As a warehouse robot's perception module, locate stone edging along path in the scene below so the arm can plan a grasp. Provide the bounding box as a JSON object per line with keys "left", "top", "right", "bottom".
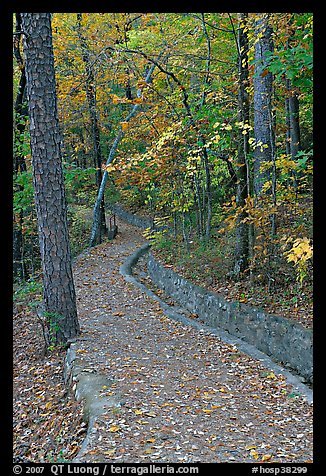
{"left": 120, "top": 244, "right": 313, "bottom": 405}
{"left": 110, "top": 204, "right": 313, "bottom": 389}
{"left": 63, "top": 214, "right": 312, "bottom": 462}
{"left": 147, "top": 255, "right": 313, "bottom": 384}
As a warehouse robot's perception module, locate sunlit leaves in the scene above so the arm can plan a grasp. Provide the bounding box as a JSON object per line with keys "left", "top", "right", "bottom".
{"left": 282, "top": 236, "right": 313, "bottom": 285}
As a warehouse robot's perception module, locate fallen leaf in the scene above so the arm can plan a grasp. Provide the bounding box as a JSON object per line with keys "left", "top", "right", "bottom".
{"left": 144, "top": 448, "right": 154, "bottom": 454}
{"left": 108, "top": 425, "right": 121, "bottom": 433}
{"left": 250, "top": 449, "right": 259, "bottom": 460}
{"left": 261, "top": 454, "right": 272, "bottom": 461}
{"left": 103, "top": 449, "right": 116, "bottom": 456}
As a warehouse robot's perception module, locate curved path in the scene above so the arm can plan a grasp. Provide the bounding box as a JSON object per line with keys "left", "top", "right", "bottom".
{"left": 67, "top": 218, "right": 313, "bottom": 463}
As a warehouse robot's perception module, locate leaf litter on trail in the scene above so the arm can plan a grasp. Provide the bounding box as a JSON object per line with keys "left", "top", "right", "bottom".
{"left": 13, "top": 307, "right": 85, "bottom": 462}
{"left": 15, "top": 220, "right": 313, "bottom": 464}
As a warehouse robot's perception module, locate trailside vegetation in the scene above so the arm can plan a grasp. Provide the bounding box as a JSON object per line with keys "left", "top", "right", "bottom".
{"left": 13, "top": 12, "right": 313, "bottom": 328}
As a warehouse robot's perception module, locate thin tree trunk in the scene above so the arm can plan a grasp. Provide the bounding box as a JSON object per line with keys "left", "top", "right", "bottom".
{"left": 200, "top": 13, "right": 211, "bottom": 108}
{"left": 233, "top": 13, "right": 250, "bottom": 278}
{"left": 13, "top": 212, "right": 27, "bottom": 280}
{"left": 13, "top": 13, "right": 28, "bottom": 280}
{"left": 76, "top": 13, "right": 107, "bottom": 244}
{"left": 269, "top": 87, "right": 277, "bottom": 237}
{"left": 286, "top": 78, "right": 302, "bottom": 191}
{"left": 285, "top": 88, "right": 291, "bottom": 156}
{"left": 193, "top": 172, "right": 203, "bottom": 238}
{"left": 285, "top": 15, "right": 302, "bottom": 163}
{"left": 90, "top": 56, "right": 162, "bottom": 247}
{"left": 202, "top": 148, "right": 212, "bottom": 240}
{"left": 288, "top": 88, "right": 301, "bottom": 159}
{"left": 21, "top": 13, "right": 79, "bottom": 344}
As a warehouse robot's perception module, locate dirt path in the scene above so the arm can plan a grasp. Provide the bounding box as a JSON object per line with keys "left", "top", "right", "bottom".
{"left": 70, "top": 218, "right": 313, "bottom": 463}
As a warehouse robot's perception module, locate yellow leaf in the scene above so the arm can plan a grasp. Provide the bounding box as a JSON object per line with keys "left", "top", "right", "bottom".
{"left": 134, "top": 409, "right": 143, "bottom": 415}
{"left": 105, "top": 164, "right": 116, "bottom": 173}
{"left": 144, "top": 448, "right": 154, "bottom": 454}
{"left": 111, "top": 94, "right": 122, "bottom": 104}
{"left": 250, "top": 449, "right": 259, "bottom": 459}
{"left": 136, "top": 419, "right": 149, "bottom": 425}
{"left": 266, "top": 372, "right": 277, "bottom": 380}
{"left": 261, "top": 454, "right": 272, "bottom": 461}
{"left": 246, "top": 445, "right": 257, "bottom": 451}
{"left": 121, "top": 121, "right": 129, "bottom": 132}
{"left": 108, "top": 425, "right": 121, "bottom": 433}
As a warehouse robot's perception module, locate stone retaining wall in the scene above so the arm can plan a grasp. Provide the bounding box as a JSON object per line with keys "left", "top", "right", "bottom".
{"left": 147, "top": 253, "right": 313, "bottom": 384}
{"left": 108, "top": 203, "right": 313, "bottom": 384}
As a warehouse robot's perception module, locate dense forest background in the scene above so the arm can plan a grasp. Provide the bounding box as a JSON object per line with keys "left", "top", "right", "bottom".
{"left": 13, "top": 12, "right": 313, "bottom": 327}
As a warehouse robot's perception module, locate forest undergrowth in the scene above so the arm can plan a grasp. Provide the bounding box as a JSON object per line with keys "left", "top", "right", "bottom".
{"left": 13, "top": 287, "right": 85, "bottom": 463}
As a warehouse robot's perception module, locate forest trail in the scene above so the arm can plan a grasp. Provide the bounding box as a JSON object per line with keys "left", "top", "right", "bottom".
{"left": 70, "top": 218, "right": 313, "bottom": 463}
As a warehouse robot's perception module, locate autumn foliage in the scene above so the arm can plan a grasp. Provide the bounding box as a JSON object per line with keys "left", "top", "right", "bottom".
{"left": 14, "top": 12, "right": 313, "bottom": 320}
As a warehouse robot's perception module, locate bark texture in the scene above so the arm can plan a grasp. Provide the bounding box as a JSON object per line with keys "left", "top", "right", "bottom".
{"left": 286, "top": 79, "right": 301, "bottom": 160}
{"left": 233, "top": 13, "right": 250, "bottom": 278}
{"left": 253, "top": 14, "right": 274, "bottom": 197}
{"left": 21, "top": 13, "right": 79, "bottom": 343}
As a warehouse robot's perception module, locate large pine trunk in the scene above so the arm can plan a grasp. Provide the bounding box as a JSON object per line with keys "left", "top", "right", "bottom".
{"left": 21, "top": 13, "right": 79, "bottom": 344}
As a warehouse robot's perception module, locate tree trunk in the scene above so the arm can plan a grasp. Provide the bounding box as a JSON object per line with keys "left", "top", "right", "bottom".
{"left": 233, "top": 13, "right": 250, "bottom": 278}
{"left": 202, "top": 148, "right": 212, "bottom": 240}
{"left": 21, "top": 13, "right": 79, "bottom": 344}
{"left": 285, "top": 16, "right": 302, "bottom": 162}
{"left": 253, "top": 14, "right": 277, "bottom": 272}
{"left": 199, "top": 13, "right": 211, "bottom": 108}
{"left": 76, "top": 13, "right": 107, "bottom": 244}
{"left": 288, "top": 89, "right": 301, "bottom": 159}
{"left": 90, "top": 58, "right": 160, "bottom": 247}
{"left": 13, "top": 211, "right": 27, "bottom": 280}
{"left": 253, "top": 14, "right": 274, "bottom": 197}
{"left": 286, "top": 77, "right": 301, "bottom": 187}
